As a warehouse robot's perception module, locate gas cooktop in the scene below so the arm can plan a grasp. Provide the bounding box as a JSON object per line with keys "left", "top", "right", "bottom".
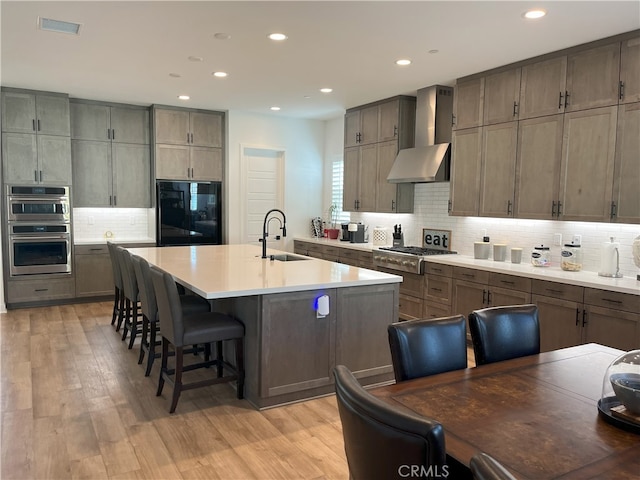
{"left": 379, "top": 246, "right": 457, "bottom": 256}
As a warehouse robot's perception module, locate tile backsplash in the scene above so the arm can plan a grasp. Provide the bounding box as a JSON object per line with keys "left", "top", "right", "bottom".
{"left": 351, "top": 183, "right": 640, "bottom": 278}
{"left": 73, "top": 208, "right": 155, "bottom": 241}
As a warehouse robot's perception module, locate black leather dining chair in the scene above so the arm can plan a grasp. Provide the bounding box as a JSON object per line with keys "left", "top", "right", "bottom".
{"left": 470, "top": 452, "right": 518, "bottom": 480}
{"left": 150, "top": 266, "right": 245, "bottom": 413}
{"left": 388, "top": 315, "right": 468, "bottom": 382}
{"left": 131, "top": 255, "right": 210, "bottom": 376}
{"left": 468, "top": 304, "right": 540, "bottom": 366}
{"left": 333, "top": 365, "right": 446, "bottom": 480}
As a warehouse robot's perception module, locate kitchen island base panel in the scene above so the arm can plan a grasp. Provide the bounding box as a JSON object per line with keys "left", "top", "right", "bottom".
{"left": 211, "top": 283, "right": 398, "bottom": 409}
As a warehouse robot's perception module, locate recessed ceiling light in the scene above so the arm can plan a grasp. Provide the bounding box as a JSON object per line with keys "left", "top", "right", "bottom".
{"left": 270, "top": 106, "right": 281, "bottom": 111}
{"left": 178, "top": 95, "right": 190, "bottom": 100}
{"left": 169, "top": 73, "right": 181, "bottom": 78}
{"left": 268, "top": 33, "right": 288, "bottom": 41}
{"left": 523, "top": 9, "right": 546, "bottom": 19}
{"left": 396, "top": 59, "right": 411, "bottom": 66}
{"left": 188, "top": 56, "right": 203, "bottom": 62}
{"left": 303, "top": 95, "right": 311, "bottom": 99}
{"left": 320, "top": 88, "right": 333, "bottom": 93}
{"left": 213, "top": 32, "right": 231, "bottom": 40}
{"left": 428, "top": 49, "right": 439, "bottom": 54}
{"left": 212, "top": 71, "right": 228, "bottom": 78}
{"left": 38, "top": 17, "right": 81, "bottom": 35}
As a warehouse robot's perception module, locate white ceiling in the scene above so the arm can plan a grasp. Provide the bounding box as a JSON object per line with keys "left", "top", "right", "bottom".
{"left": 2, "top": 1, "right": 639, "bottom": 120}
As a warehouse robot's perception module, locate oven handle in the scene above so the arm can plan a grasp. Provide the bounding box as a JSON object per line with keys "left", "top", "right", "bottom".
{"left": 11, "top": 234, "right": 70, "bottom": 241}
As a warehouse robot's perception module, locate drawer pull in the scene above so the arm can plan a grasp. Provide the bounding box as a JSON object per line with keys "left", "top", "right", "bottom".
{"left": 432, "top": 268, "right": 443, "bottom": 273}
{"left": 35, "top": 288, "right": 48, "bottom": 292}
{"left": 547, "top": 288, "right": 563, "bottom": 295}
{"left": 431, "top": 287, "right": 442, "bottom": 292}
{"left": 462, "top": 273, "right": 475, "bottom": 278}
{"left": 89, "top": 248, "right": 103, "bottom": 251}
{"left": 501, "top": 280, "right": 515, "bottom": 285}
{"left": 602, "top": 298, "right": 622, "bottom": 304}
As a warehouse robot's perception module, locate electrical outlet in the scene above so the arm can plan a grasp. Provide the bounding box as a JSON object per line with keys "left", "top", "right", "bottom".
{"left": 553, "top": 233, "right": 562, "bottom": 246}
{"left": 88, "top": 216, "right": 94, "bottom": 225}
{"left": 572, "top": 234, "right": 582, "bottom": 245}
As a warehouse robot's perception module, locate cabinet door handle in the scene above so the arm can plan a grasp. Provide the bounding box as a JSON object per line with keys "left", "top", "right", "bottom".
{"left": 602, "top": 298, "right": 622, "bottom": 304}
{"left": 610, "top": 201, "right": 617, "bottom": 219}
{"left": 32, "top": 119, "right": 36, "bottom": 131}
{"left": 448, "top": 199, "right": 452, "bottom": 213}
{"left": 107, "top": 128, "right": 111, "bottom": 140}
{"left": 191, "top": 167, "right": 194, "bottom": 178}
{"left": 551, "top": 201, "right": 557, "bottom": 217}
{"left": 112, "top": 129, "right": 115, "bottom": 140}
{"left": 482, "top": 289, "right": 487, "bottom": 304}
{"left": 513, "top": 101, "right": 518, "bottom": 117}
{"left": 190, "top": 133, "right": 194, "bottom": 144}
{"left": 391, "top": 200, "right": 396, "bottom": 211}
{"left": 39, "top": 170, "right": 43, "bottom": 182}
{"left": 487, "top": 290, "right": 492, "bottom": 304}
{"left": 558, "top": 92, "right": 563, "bottom": 109}
{"left": 34, "top": 170, "right": 38, "bottom": 182}
{"left": 113, "top": 195, "right": 117, "bottom": 206}
{"left": 582, "top": 309, "right": 587, "bottom": 327}
{"left": 37, "top": 119, "right": 40, "bottom": 131}
{"left": 575, "top": 308, "right": 580, "bottom": 326}
{"left": 507, "top": 200, "right": 512, "bottom": 215}
{"left": 452, "top": 114, "right": 456, "bottom": 126}
{"left": 187, "top": 133, "right": 190, "bottom": 143}
{"left": 109, "top": 195, "right": 112, "bottom": 206}
{"left": 393, "top": 125, "right": 398, "bottom": 137}
{"left": 564, "top": 91, "right": 570, "bottom": 108}
{"left": 557, "top": 201, "right": 562, "bottom": 216}
{"left": 619, "top": 81, "right": 625, "bottom": 100}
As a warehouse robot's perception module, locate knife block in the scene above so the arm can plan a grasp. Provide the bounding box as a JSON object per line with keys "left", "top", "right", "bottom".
{"left": 392, "top": 233, "right": 404, "bottom": 247}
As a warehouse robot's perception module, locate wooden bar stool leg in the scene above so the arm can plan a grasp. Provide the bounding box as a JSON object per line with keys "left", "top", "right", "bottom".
{"left": 111, "top": 287, "right": 120, "bottom": 325}
{"left": 169, "top": 347, "right": 184, "bottom": 414}
{"left": 121, "top": 298, "right": 131, "bottom": 341}
{"left": 128, "top": 302, "right": 140, "bottom": 349}
{"left": 157, "top": 337, "right": 169, "bottom": 396}
{"left": 145, "top": 321, "right": 158, "bottom": 377}
{"left": 216, "top": 341, "right": 224, "bottom": 377}
{"left": 115, "top": 294, "right": 125, "bottom": 332}
{"left": 138, "top": 315, "right": 149, "bottom": 364}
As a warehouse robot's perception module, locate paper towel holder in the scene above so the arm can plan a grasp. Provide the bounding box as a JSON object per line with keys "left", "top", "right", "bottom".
{"left": 598, "top": 236, "right": 623, "bottom": 278}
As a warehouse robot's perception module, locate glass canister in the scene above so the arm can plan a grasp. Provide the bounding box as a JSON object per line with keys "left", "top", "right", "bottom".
{"left": 531, "top": 245, "right": 551, "bottom": 267}
{"left": 561, "top": 243, "right": 583, "bottom": 271}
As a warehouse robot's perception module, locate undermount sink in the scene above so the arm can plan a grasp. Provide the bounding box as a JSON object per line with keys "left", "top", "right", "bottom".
{"left": 270, "top": 254, "right": 310, "bottom": 262}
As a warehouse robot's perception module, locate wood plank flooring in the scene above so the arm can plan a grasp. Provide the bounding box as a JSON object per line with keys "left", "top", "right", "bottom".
{"left": 1, "top": 301, "right": 476, "bottom": 480}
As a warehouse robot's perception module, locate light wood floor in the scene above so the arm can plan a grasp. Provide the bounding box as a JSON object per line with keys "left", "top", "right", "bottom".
{"left": 1, "top": 301, "right": 476, "bottom": 480}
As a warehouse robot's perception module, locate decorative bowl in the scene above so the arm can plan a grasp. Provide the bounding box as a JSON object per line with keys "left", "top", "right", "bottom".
{"left": 610, "top": 373, "right": 640, "bottom": 415}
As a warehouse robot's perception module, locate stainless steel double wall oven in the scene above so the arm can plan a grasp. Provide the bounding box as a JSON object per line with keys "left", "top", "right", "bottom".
{"left": 6, "top": 185, "right": 72, "bottom": 276}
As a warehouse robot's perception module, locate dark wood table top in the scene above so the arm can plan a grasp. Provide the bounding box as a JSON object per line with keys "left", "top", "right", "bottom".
{"left": 371, "top": 344, "right": 640, "bottom": 480}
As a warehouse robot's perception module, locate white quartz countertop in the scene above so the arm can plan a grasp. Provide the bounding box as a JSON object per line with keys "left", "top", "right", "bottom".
{"left": 424, "top": 255, "right": 639, "bottom": 295}
{"left": 295, "top": 236, "right": 639, "bottom": 296}
{"left": 127, "top": 244, "right": 401, "bottom": 300}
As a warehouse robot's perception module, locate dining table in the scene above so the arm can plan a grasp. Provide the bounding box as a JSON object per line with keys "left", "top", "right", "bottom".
{"left": 371, "top": 343, "right": 640, "bottom": 479}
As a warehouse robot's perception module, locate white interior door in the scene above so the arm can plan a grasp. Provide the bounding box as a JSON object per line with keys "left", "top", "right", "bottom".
{"left": 241, "top": 146, "right": 285, "bottom": 248}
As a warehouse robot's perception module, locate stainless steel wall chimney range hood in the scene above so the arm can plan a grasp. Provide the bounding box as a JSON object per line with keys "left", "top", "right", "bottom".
{"left": 387, "top": 85, "right": 454, "bottom": 183}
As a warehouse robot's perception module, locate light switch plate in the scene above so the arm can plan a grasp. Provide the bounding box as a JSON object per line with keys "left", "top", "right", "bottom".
{"left": 553, "top": 233, "right": 562, "bottom": 246}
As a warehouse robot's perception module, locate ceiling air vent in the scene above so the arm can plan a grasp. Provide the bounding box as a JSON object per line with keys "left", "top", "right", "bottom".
{"left": 38, "top": 17, "right": 81, "bottom": 35}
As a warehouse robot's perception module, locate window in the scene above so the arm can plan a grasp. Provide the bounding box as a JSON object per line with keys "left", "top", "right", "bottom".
{"left": 331, "top": 158, "right": 350, "bottom": 224}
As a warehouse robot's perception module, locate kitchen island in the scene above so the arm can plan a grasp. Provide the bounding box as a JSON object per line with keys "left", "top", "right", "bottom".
{"left": 128, "top": 244, "right": 401, "bottom": 409}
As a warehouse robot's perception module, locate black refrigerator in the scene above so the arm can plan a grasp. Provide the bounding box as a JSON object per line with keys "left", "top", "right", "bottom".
{"left": 156, "top": 181, "right": 222, "bottom": 246}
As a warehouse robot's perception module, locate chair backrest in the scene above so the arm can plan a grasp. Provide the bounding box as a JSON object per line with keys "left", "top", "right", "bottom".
{"left": 333, "top": 365, "right": 446, "bottom": 480}
{"left": 131, "top": 255, "right": 157, "bottom": 323}
{"left": 468, "top": 304, "right": 540, "bottom": 366}
{"left": 107, "top": 242, "right": 124, "bottom": 289}
{"left": 150, "top": 267, "right": 184, "bottom": 347}
{"left": 470, "top": 452, "right": 518, "bottom": 480}
{"left": 388, "top": 315, "right": 468, "bottom": 382}
{"left": 116, "top": 246, "right": 138, "bottom": 300}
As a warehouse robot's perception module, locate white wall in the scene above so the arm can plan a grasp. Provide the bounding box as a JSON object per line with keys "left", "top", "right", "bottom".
{"left": 226, "top": 110, "right": 326, "bottom": 248}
